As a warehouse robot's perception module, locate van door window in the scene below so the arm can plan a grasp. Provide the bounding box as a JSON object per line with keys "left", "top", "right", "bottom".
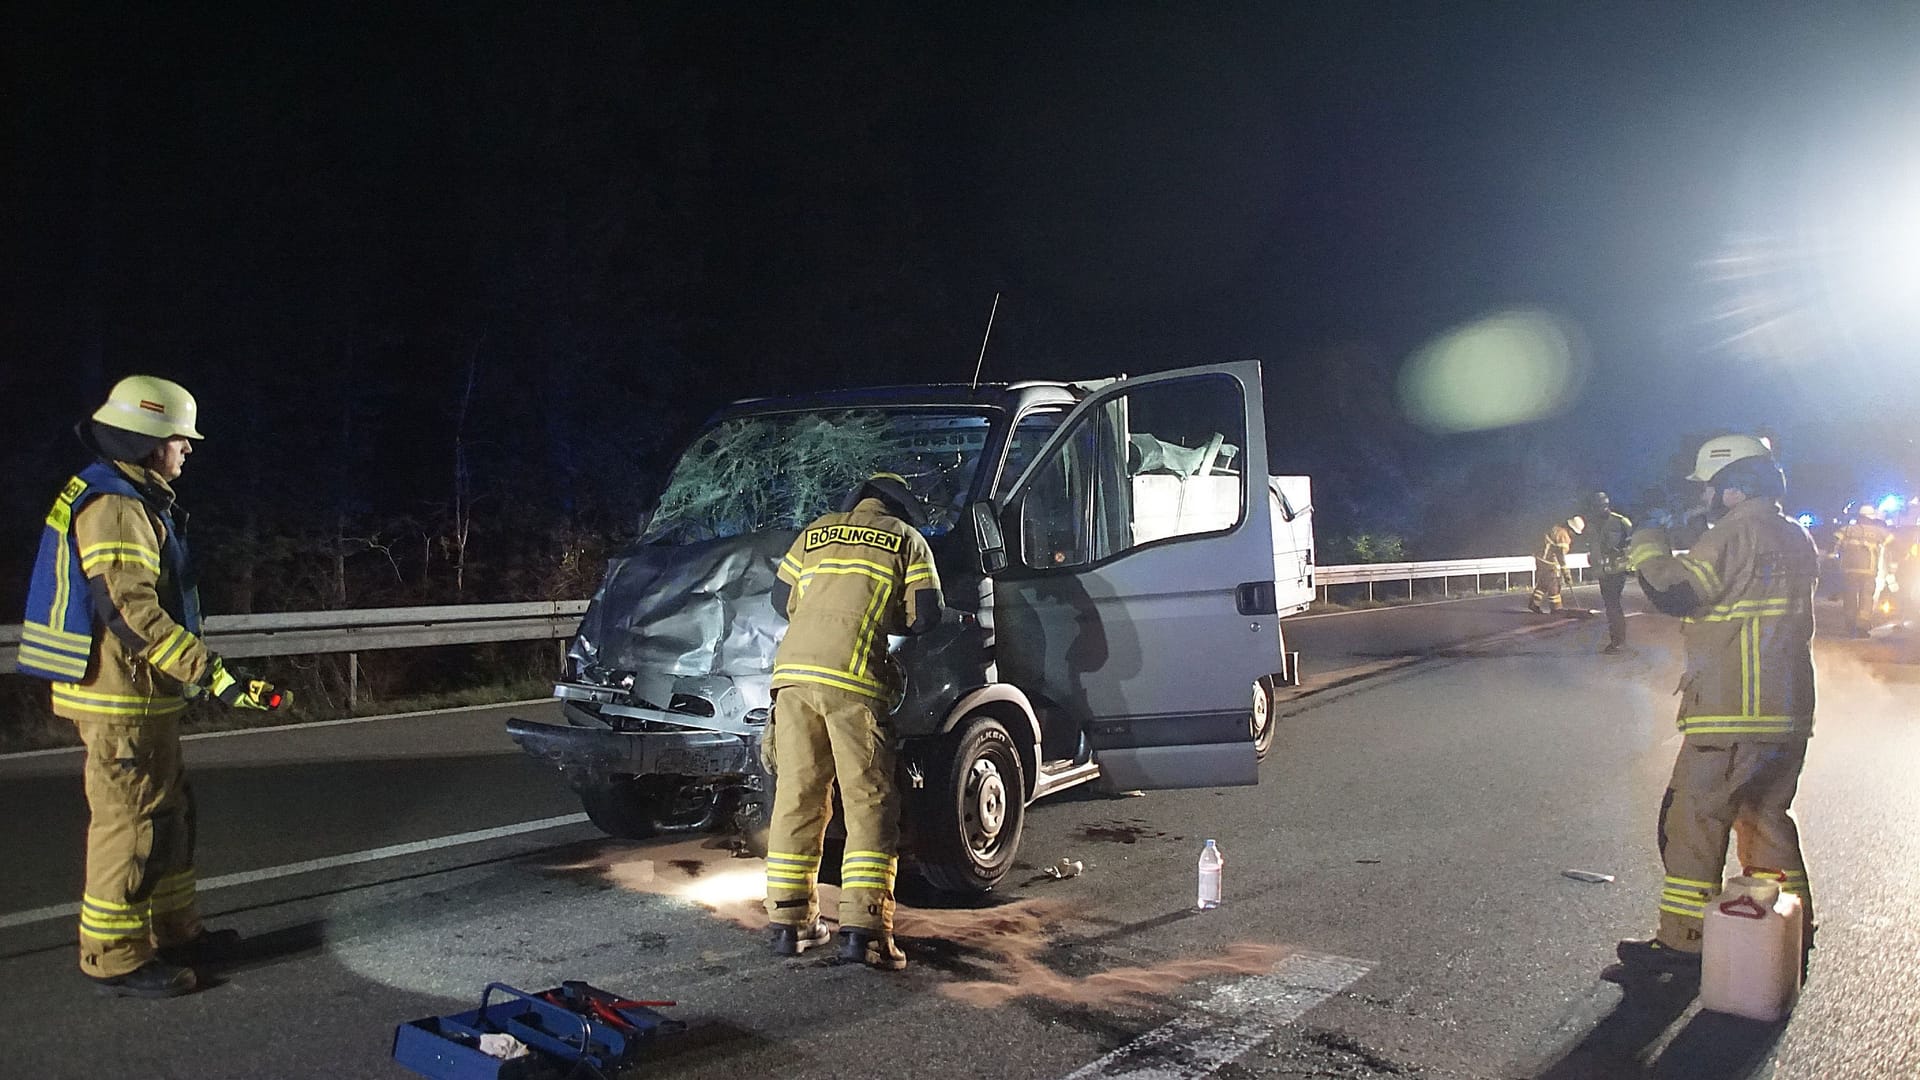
{"left": 1016, "top": 374, "right": 1246, "bottom": 570}
{"left": 995, "top": 409, "right": 1067, "bottom": 499}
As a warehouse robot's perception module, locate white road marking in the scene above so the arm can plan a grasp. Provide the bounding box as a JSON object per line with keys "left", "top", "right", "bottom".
{"left": 0, "top": 812, "right": 590, "bottom": 930}
{"left": 0, "top": 697, "right": 557, "bottom": 760}
{"left": 1060, "top": 950, "right": 1373, "bottom": 1079}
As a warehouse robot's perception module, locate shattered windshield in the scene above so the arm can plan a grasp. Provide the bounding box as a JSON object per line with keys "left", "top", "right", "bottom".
{"left": 643, "top": 408, "right": 994, "bottom": 543}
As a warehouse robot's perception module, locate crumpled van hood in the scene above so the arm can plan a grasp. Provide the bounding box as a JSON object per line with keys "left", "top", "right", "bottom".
{"left": 568, "top": 531, "right": 797, "bottom": 684}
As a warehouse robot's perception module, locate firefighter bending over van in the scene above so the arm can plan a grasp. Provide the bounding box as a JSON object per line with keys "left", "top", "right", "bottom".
{"left": 20, "top": 376, "right": 289, "bottom": 998}
{"left": 1615, "top": 434, "right": 1817, "bottom": 975}
{"left": 1529, "top": 514, "right": 1585, "bottom": 614}
{"left": 763, "top": 472, "right": 943, "bottom": 971}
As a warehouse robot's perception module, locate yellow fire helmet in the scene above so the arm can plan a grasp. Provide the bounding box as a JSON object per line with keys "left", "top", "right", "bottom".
{"left": 92, "top": 375, "right": 204, "bottom": 440}
{"left": 1687, "top": 433, "right": 1772, "bottom": 482}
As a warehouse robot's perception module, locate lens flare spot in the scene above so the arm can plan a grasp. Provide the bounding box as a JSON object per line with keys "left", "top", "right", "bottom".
{"left": 1398, "top": 309, "right": 1586, "bottom": 433}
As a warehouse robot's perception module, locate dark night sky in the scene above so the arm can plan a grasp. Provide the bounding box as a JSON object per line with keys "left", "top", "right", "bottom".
{"left": 5, "top": 3, "right": 1918, "bottom": 608}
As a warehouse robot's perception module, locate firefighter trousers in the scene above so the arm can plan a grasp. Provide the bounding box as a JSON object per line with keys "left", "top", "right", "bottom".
{"left": 1598, "top": 573, "right": 1628, "bottom": 647}
{"left": 1530, "top": 563, "right": 1565, "bottom": 611}
{"left": 1840, "top": 570, "right": 1878, "bottom": 634}
{"left": 1655, "top": 740, "right": 1812, "bottom": 952}
{"left": 763, "top": 683, "right": 900, "bottom": 934}
{"left": 74, "top": 715, "right": 204, "bottom": 978}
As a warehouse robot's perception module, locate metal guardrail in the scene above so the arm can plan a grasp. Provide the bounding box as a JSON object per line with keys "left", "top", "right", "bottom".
{"left": 0, "top": 552, "right": 1580, "bottom": 675}
{"left": 0, "top": 600, "right": 590, "bottom": 690}
{"left": 1318, "top": 552, "right": 1587, "bottom": 601}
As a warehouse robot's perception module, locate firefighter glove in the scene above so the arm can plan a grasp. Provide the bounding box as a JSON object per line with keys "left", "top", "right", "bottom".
{"left": 205, "top": 656, "right": 290, "bottom": 711}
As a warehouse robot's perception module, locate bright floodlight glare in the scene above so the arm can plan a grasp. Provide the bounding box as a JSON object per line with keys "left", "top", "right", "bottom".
{"left": 1398, "top": 309, "right": 1586, "bottom": 433}
{"left": 1880, "top": 494, "right": 1906, "bottom": 516}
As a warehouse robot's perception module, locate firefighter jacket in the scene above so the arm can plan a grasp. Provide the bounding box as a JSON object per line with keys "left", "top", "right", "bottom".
{"left": 1626, "top": 497, "right": 1818, "bottom": 743}
{"left": 1589, "top": 510, "right": 1634, "bottom": 577}
{"left": 1536, "top": 524, "right": 1574, "bottom": 570}
{"left": 770, "top": 497, "right": 942, "bottom": 707}
{"left": 22, "top": 460, "right": 212, "bottom": 721}
{"left": 1833, "top": 520, "right": 1891, "bottom": 577}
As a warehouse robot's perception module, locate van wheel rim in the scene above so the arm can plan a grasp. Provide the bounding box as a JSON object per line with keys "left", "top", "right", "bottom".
{"left": 966, "top": 756, "right": 1009, "bottom": 854}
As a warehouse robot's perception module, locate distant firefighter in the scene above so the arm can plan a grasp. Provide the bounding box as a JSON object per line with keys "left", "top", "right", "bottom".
{"left": 1529, "top": 514, "right": 1584, "bottom": 614}
{"left": 1832, "top": 504, "right": 1892, "bottom": 638}
{"left": 1585, "top": 492, "right": 1634, "bottom": 652}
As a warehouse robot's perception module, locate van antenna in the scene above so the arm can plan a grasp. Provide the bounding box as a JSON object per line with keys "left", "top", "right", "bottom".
{"left": 970, "top": 292, "right": 1001, "bottom": 392}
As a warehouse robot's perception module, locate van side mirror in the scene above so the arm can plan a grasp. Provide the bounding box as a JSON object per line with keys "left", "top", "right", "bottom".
{"left": 969, "top": 500, "right": 1007, "bottom": 574}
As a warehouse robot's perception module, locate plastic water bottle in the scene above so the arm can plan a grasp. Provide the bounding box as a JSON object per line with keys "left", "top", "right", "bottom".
{"left": 1197, "top": 839, "right": 1224, "bottom": 909}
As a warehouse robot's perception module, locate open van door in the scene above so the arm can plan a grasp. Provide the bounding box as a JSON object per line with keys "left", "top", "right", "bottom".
{"left": 989, "top": 360, "right": 1282, "bottom": 790}
{"left": 1270, "top": 476, "right": 1314, "bottom": 616}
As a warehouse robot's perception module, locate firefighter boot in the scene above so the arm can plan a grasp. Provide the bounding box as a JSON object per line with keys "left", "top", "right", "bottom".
{"left": 837, "top": 928, "right": 907, "bottom": 971}
{"left": 87, "top": 958, "right": 197, "bottom": 999}
{"left": 768, "top": 918, "right": 832, "bottom": 957}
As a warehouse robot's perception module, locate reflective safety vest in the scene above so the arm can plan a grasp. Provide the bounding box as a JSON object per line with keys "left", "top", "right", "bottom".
{"left": 770, "top": 498, "right": 941, "bottom": 706}
{"left": 19, "top": 462, "right": 201, "bottom": 683}
{"left": 1633, "top": 498, "right": 1818, "bottom": 742}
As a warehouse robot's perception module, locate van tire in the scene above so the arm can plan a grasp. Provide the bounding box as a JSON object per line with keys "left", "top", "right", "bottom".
{"left": 1252, "top": 677, "right": 1277, "bottom": 763}
{"left": 912, "top": 717, "right": 1027, "bottom": 895}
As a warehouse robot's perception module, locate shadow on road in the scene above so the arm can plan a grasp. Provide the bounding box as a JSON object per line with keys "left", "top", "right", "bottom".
{"left": 1527, "top": 966, "right": 1784, "bottom": 1079}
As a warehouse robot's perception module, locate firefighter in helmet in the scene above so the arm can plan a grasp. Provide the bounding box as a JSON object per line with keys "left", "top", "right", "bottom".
{"left": 21, "top": 376, "right": 289, "bottom": 997}
{"left": 1615, "top": 434, "right": 1817, "bottom": 974}
{"left": 762, "top": 472, "right": 943, "bottom": 970}
{"left": 1585, "top": 491, "right": 1634, "bottom": 652}
{"left": 1529, "top": 514, "right": 1585, "bottom": 614}
{"left": 1832, "top": 502, "right": 1892, "bottom": 637}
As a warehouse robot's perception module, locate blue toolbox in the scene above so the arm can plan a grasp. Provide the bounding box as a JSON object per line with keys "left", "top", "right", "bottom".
{"left": 392, "top": 981, "right": 681, "bottom": 1079}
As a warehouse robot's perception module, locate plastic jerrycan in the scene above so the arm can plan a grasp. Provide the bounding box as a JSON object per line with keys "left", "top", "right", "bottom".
{"left": 1701, "top": 875, "right": 1803, "bottom": 1021}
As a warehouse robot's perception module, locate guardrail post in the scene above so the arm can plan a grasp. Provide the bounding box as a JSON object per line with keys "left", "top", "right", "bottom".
{"left": 348, "top": 652, "right": 359, "bottom": 710}
{"left": 1407, "top": 574, "right": 1414, "bottom": 600}
{"left": 1443, "top": 575, "right": 1450, "bottom": 597}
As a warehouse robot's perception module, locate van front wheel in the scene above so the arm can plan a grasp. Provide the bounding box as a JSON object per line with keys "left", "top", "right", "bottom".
{"left": 911, "top": 717, "right": 1027, "bottom": 895}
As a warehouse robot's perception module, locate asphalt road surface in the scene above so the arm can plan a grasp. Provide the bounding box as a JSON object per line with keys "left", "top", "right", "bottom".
{"left": 3, "top": 587, "right": 1916, "bottom": 1079}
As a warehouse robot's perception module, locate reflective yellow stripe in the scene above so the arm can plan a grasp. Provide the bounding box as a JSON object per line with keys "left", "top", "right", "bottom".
{"left": 1663, "top": 875, "right": 1717, "bottom": 890}
{"left": 852, "top": 578, "right": 892, "bottom": 679}
{"left": 148, "top": 626, "right": 194, "bottom": 672}
{"left": 772, "top": 663, "right": 887, "bottom": 696}
{"left": 51, "top": 686, "right": 186, "bottom": 718}
{"left": 80, "top": 924, "right": 150, "bottom": 943}
{"left": 1678, "top": 715, "right": 1802, "bottom": 735}
{"left": 840, "top": 850, "right": 897, "bottom": 890}
{"left": 23, "top": 621, "right": 89, "bottom": 648}
{"left": 1675, "top": 554, "right": 1720, "bottom": 595}
{"left": 17, "top": 644, "right": 89, "bottom": 677}
{"left": 902, "top": 561, "right": 936, "bottom": 586}
{"left": 79, "top": 542, "right": 162, "bottom": 575}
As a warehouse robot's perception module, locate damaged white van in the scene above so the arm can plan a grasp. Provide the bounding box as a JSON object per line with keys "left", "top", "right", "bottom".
{"left": 508, "top": 359, "right": 1314, "bottom": 893}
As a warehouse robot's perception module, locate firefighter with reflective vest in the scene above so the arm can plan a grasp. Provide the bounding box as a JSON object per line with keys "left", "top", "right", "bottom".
{"left": 1614, "top": 434, "right": 1818, "bottom": 974}
{"left": 762, "top": 472, "right": 943, "bottom": 971}
{"left": 1832, "top": 503, "right": 1892, "bottom": 638}
{"left": 20, "top": 376, "right": 289, "bottom": 998}
{"left": 1529, "top": 515, "right": 1585, "bottom": 613}
{"left": 1586, "top": 492, "right": 1635, "bottom": 652}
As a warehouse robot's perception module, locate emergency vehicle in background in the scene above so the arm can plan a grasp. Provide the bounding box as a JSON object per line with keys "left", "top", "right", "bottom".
{"left": 509, "top": 360, "right": 1315, "bottom": 893}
